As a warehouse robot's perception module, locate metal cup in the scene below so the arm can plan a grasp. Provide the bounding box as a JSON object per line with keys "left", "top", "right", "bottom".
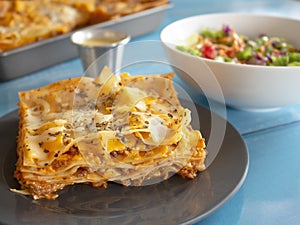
{"left": 71, "top": 28, "right": 130, "bottom": 76}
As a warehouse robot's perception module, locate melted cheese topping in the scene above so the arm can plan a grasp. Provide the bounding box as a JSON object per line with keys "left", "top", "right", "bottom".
{"left": 14, "top": 66, "right": 206, "bottom": 200}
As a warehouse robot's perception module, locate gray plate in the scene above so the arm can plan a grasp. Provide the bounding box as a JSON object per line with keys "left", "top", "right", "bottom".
{"left": 0, "top": 103, "right": 248, "bottom": 225}
{"left": 0, "top": 4, "right": 172, "bottom": 82}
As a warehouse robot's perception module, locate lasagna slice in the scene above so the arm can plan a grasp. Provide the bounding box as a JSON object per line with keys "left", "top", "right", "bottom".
{"left": 14, "top": 67, "right": 206, "bottom": 200}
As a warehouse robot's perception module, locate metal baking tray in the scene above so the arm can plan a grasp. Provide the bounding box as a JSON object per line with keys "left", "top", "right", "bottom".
{"left": 0, "top": 4, "right": 172, "bottom": 82}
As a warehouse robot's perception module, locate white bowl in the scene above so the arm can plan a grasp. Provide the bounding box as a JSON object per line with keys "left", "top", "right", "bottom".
{"left": 160, "top": 13, "right": 300, "bottom": 111}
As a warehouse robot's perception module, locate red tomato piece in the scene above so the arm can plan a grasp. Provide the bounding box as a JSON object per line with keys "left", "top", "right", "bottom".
{"left": 202, "top": 44, "right": 216, "bottom": 59}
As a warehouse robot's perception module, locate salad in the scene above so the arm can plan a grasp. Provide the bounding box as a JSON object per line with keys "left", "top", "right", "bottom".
{"left": 176, "top": 25, "right": 300, "bottom": 66}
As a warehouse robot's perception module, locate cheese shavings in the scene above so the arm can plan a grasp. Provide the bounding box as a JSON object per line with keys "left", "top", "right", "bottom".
{"left": 13, "top": 66, "right": 206, "bottom": 199}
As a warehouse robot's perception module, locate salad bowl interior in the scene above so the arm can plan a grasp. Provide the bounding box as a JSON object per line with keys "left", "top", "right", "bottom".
{"left": 160, "top": 13, "right": 300, "bottom": 111}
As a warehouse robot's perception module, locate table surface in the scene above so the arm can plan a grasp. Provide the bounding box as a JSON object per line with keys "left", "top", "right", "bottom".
{"left": 1, "top": 0, "right": 300, "bottom": 224}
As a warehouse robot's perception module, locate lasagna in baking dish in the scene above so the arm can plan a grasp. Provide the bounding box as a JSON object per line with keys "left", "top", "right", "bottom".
{"left": 0, "top": 0, "right": 169, "bottom": 52}
{"left": 13, "top": 67, "right": 206, "bottom": 200}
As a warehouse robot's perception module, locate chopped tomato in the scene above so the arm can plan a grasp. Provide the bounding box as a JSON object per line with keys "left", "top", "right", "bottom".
{"left": 201, "top": 44, "right": 216, "bottom": 59}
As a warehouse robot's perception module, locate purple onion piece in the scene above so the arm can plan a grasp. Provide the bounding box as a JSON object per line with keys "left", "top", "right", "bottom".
{"left": 222, "top": 25, "right": 231, "bottom": 35}
{"left": 248, "top": 54, "right": 267, "bottom": 66}
{"left": 255, "top": 53, "right": 264, "bottom": 61}
{"left": 278, "top": 52, "right": 286, "bottom": 57}
{"left": 266, "top": 53, "right": 273, "bottom": 63}
{"left": 271, "top": 41, "right": 280, "bottom": 48}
